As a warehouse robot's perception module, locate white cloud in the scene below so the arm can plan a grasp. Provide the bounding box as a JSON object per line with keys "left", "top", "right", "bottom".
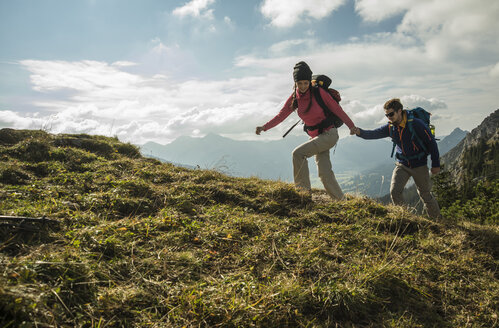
{"left": 172, "top": 0, "right": 215, "bottom": 19}
{"left": 356, "top": 0, "right": 499, "bottom": 62}
{"left": 401, "top": 2, "right": 499, "bottom": 61}
{"left": 345, "top": 101, "right": 384, "bottom": 127}
{"left": 269, "top": 39, "right": 310, "bottom": 55}
{"left": 123, "top": 38, "right": 200, "bottom": 78}
{"left": 261, "top": 0, "right": 346, "bottom": 28}
{"left": 399, "top": 95, "right": 447, "bottom": 112}
{"left": 20, "top": 60, "right": 143, "bottom": 92}
{"left": 490, "top": 62, "right": 499, "bottom": 78}
{"left": 224, "top": 16, "right": 232, "bottom": 25}
{"left": 112, "top": 61, "right": 137, "bottom": 67}
{"left": 0, "top": 110, "right": 43, "bottom": 129}
{"left": 354, "top": 0, "right": 413, "bottom": 22}
{"left": 150, "top": 38, "right": 176, "bottom": 55}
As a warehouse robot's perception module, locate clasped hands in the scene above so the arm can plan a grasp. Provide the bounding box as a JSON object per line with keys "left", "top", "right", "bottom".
{"left": 350, "top": 126, "right": 360, "bottom": 136}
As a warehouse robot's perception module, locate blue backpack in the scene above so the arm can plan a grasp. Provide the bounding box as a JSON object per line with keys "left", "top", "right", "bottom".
{"left": 389, "top": 107, "right": 436, "bottom": 159}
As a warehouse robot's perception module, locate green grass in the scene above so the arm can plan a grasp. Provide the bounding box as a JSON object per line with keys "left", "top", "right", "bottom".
{"left": 0, "top": 129, "right": 498, "bottom": 327}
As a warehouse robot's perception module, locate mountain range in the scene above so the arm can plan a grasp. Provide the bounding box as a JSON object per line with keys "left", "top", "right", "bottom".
{"left": 140, "top": 133, "right": 394, "bottom": 180}
{"left": 139, "top": 127, "right": 468, "bottom": 197}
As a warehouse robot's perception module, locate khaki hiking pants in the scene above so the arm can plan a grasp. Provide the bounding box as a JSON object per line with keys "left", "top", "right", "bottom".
{"left": 390, "top": 162, "right": 441, "bottom": 219}
{"left": 292, "top": 128, "right": 344, "bottom": 200}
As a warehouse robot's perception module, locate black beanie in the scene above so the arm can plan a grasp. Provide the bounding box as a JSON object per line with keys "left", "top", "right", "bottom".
{"left": 293, "top": 61, "right": 312, "bottom": 82}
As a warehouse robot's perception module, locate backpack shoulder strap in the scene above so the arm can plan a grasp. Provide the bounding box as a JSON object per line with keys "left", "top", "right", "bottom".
{"left": 405, "top": 110, "right": 414, "bottom": 128}
{"left": 311, "top": 86, "right": 330, "bottom": 117}
{"left": 406, "top": 110, "right": 428, "bottom": 153}
{"left": 388, "top": 123, "right": 396, "bottom": 157}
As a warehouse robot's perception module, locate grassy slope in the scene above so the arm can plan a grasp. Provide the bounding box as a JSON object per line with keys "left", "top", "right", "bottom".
{"left": 0, "top": 129, "right": 497, "bottom": 328}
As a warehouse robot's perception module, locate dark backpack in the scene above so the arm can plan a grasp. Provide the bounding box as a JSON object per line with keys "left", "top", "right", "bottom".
{"left": 389, "top": 107, "right": 436, "bottom": 159}
{"left": 303, "top": 74, "right": 344, "bottom": 134}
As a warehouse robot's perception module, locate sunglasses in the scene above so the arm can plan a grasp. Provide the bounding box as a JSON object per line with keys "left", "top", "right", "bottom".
{"left": 385, "top": 111, "right": 396, "bottom": 118}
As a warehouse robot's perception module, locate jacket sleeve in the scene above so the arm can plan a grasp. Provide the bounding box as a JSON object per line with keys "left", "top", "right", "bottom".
{"left": 319, "top": 88, "right": 354, "bottom": 129}
{"left": 263, "top": 95, "right": 295, "bottom": 131}
{"left": 414, "top": 120, "right": 440, "bottom": 167}
{"left": 358, "top": 124, "right": 390, "bottom": 139}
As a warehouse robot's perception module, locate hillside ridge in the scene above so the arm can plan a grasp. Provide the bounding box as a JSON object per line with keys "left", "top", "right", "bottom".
{"left": 1, "top": 129, "right": 497, "bottom": 327}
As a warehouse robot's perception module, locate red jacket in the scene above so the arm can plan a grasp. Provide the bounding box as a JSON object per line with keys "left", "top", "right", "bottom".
{"left": 263, "top": 87, "right": 354, "bottom": 138}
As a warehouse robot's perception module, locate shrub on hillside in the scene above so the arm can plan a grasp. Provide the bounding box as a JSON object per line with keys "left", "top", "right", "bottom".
{"left": 0, "top": 128, "right": 48, "bottom": 145}
{"left": 53, "top": 136, "right": 115, "bottom": 158}
{"left": 441, "top": 180, "right": 498, "bottom": 224}
{"left": 0, "top": 166, "right": 30, "bottom": 185}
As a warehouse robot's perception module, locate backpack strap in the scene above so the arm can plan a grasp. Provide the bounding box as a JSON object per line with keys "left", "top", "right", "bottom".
{"left": 406, "top": 110, "right": 428, "bottom": 154}
{"left": 389, "top": 123, "right": 396, "bottom": 158}
{"left": 312, "top": 86, "right": 330, "bottom": 118}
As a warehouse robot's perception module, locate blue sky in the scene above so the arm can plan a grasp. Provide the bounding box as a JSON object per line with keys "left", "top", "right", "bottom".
{"left": 1, "top": 0, "right": 498, "bottom": 144}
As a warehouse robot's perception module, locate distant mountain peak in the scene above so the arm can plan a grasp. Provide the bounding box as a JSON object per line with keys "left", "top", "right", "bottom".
{"left": 204, "top": 132, "right": 227, "bottom": 140}
{"left": 449, "top": 127, "right": 467, "bottom": 134}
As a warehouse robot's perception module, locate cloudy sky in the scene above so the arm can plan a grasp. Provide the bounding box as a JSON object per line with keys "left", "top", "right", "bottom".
{"left": 1, "top": 0, "right": 498, "bottom": 144}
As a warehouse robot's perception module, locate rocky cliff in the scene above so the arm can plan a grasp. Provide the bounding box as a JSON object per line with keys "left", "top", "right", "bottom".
{"left": 442, "top": 109, "right": 499, "bottom": 185}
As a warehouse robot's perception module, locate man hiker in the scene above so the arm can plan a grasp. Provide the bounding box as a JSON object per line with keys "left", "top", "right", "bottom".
{"left": 351, "top": 98, "right": 441, "bottom": 219}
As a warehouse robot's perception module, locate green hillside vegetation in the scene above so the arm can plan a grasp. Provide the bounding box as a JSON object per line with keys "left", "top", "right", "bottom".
{"left": 460, "top": 137, "right": 498, "bottom": 184}
{"left": 433, "top": 138, "right": 499, "bottom": 225}
{"left": 1, "top": 129, "right": 498, "bottom": 327}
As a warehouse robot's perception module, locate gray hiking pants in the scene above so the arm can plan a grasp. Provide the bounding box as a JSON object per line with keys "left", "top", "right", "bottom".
{"left": 390, "top": 162, "right": 441, "bottom": 219}
{"left": 292, "top": 128, "right": 344, "bottom": 200}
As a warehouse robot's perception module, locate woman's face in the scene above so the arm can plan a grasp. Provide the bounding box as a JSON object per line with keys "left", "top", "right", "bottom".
{"left": 296, "top": 80, "right": 310, "bottom": 94}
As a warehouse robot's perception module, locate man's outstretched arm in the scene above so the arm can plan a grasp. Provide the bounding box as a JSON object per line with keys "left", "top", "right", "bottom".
{"left": 355, "top": 124, "right": 390, "bottom": 140}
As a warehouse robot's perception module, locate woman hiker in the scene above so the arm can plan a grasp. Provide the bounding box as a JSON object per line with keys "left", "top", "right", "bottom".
{"left": 255, "top": 61, "right": 358, "bottom": 200}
